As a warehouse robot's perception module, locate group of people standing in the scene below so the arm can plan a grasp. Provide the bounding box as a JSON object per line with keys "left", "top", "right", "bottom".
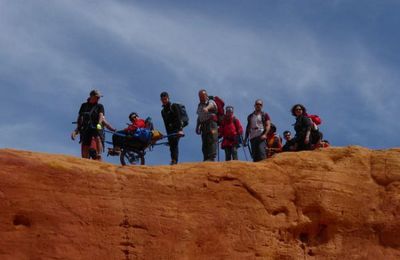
{"left": 71, "top": 89, "right": 328, "bottom": 164}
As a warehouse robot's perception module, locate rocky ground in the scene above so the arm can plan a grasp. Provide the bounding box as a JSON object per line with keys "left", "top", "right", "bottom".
{"left": 0, "top": 147, "right": 399, "bottom": 259}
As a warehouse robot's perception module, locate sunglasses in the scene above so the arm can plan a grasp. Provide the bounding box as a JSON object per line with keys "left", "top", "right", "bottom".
{"left": 255, "top": 103, "right": 263, "bottom": 106}
{"left": 295, "top": 108, "right": 302, "bottom": 111}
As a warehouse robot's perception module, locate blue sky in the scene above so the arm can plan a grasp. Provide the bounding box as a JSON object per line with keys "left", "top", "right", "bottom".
{"left": 1, "top": 0, "right": 399, "bottom": 165}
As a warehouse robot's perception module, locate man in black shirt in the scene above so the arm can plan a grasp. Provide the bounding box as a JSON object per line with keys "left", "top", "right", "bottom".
{"left": 71, "top": 89, "right": 115, "bottom": 160}
{"left": 160, "top": 92, "right": 184, "bottom": 165}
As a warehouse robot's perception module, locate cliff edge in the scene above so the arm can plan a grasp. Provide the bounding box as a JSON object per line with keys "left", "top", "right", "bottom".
{"left": 0, "top": 147, "right": 399, "bottom": 259}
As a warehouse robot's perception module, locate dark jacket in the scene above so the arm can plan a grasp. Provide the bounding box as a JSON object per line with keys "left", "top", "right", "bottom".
{"left": 294, "top": 115, "right": 312, "bottom": 140}
{"left": 161, "top": 102, "right": 182, "bottom": 134}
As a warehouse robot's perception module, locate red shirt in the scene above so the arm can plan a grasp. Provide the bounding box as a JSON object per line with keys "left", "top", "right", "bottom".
{"left": 124, "top": 118, "right": 146, "bottom": 133}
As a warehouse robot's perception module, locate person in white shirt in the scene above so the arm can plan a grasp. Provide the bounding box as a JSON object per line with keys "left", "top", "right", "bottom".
{"left": 244, "top": 99, "right": 271, "bottom": 162}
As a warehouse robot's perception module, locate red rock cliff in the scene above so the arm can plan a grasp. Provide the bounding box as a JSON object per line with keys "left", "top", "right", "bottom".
{"left": 0, "top": 147, "right": 399, "bottom": 259}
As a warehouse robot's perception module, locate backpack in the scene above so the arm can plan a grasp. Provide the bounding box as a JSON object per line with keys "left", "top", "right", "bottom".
{"left": 307, "top": 114, "right": 322, "bottom": 131}
{"left": 308, "top": 114, "right": 322, "bottom": 125}
{"left": 209, "top": 96, "right": 225, "bottom": 125}
{"left": 132, "top": 128, "right": 152, "bottom": 143}
{"left": 79, "top": 104, "right": 99, "bottom": 132}
{"left": 172, "top": 103, "right": 189, "bottom": 128}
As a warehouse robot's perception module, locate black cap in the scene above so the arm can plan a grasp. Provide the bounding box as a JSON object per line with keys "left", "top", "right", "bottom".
{"left": 89, "top": 89, "right": 103, "bottom": 97}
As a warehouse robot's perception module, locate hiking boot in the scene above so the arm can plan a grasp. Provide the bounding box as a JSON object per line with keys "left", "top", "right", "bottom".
{"left": 107, "top": 147, "right": 121, "bottom": 156}
{"left": 170, "top": 160, "right": 177, "bottom": 165}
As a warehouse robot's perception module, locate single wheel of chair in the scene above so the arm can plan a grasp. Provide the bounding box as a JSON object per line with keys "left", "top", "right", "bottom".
{"left": 120, "top": 149, "right": 145, "bottom": 165}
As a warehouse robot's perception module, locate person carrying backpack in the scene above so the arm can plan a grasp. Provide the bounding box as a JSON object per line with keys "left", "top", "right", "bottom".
{"left": 291, "top": 104, "right": 313, "bottom": 151}
{"left": 160, "top": 92, "right": 185, "bottom": 165}
{"left": 196, "top": 89, "right": 219, "bottom": 161}
{"left": 218, "top": 106, "right": 243, "bottom": 161}
{"left": 244, "top": 99, "right": 271, "bottom": 162}
{"left": 71, "top": 89, "right": 115, "bottom": 161}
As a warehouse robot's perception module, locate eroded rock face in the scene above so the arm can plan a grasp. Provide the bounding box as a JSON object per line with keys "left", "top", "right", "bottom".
{"left": 0, "top": 147, "right": 399, "bottom": 259}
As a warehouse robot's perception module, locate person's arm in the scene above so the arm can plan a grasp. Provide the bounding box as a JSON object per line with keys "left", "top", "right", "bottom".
{"left": 71, "top": 105, "right": 83, "bottom": 140}
{"left": 261, "top": 113, "right": 271, "bottom": 140}
{"left": 202, "top": 100, "right": 217, "bottom": 113}
{"left": 196, "top": 117, "right": 201, "bottom": 135}
{"left": 304, "top": 117, "right": 312, "bottom": 144}
{"left": 99, "top": 113, "right": 116, "bottom": 132}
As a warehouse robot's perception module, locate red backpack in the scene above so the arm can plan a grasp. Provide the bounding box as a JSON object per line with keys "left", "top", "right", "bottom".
{"left": 209, "top": 96, "right": 225, "bottom": 125}
{"left": 308, "top": 114, "right": 322, "bottom": 125}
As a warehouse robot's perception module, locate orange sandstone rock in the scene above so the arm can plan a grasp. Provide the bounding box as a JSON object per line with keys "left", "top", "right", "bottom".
{"left": 0, "top": 147, "right": 399, "bottom": 259}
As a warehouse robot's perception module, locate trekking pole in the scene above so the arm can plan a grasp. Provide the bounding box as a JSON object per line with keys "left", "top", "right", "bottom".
{"left": 217, "top": 138, "right": 220, "bottom": 162}
{"left": 239, "top": 136, "right": 248, "bottom": 161}
{"left": 246, "top": 138, "right": 253, "bottom": 160}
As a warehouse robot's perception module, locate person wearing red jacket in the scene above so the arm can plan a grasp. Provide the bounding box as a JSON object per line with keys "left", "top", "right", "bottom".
{"left": 218, "top": 106, "right": 243, "bottom": 161}
{"left": 110, "top": 112, "right": 146, "bottom": 155}
{"left": 124, "top": 112, "right": 146, "bottom": 132}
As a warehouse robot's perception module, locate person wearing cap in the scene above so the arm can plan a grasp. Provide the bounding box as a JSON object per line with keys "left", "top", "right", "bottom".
{"left": 160, "top": 92, "right": 184, "bottom": 165}
{"left": 218, "top": 105, "right": 243, "bottom": 161}
{"left": 71, "top": 89, "right": 115, "bottom": 160}
{"left": 196, "top": 89, "right": 218, "bottom": 161}
{"left": 244, "top": 99, "right": 271, "bottom": 162}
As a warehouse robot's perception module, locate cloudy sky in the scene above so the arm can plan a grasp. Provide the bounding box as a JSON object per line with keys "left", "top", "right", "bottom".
{"left": 1, "top": 0, "right": 399, "bottom": 165}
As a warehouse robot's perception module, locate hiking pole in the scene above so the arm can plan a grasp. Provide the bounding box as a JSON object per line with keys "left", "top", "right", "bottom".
{"left": 217, "top": 138, "right": 220, "bottom": 162}
{"left": 239, "top": 136, "right": 248, "bottom": 161}
{"left": 246, "top": 138, "right": 253, "bottom": 160}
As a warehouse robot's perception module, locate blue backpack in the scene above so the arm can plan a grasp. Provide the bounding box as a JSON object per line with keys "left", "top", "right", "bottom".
{"left": 132, "top": 128, "right": 152, "bottom": 143}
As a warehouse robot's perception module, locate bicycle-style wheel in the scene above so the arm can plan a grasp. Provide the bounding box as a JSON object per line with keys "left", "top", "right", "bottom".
{"left": 120, "top": 149, "right": 145, "bottom": 166}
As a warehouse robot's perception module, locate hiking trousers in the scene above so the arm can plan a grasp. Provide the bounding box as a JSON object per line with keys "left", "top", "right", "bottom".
{"left": 201, "top": 121, "right": 218, "bottom": 161}
{"left": 168, "top": 135, "right": 180, "bottom": 163}
{"left": 224, "top": 146, "right": 238, "bottom": 161}
{"left": 250, "top": 136, "right": 266, "bottom": 162}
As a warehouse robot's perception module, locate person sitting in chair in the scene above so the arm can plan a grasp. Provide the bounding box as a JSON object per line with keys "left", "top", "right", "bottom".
{"left": 109, "top": 112, "right": 146, "bottom": 155}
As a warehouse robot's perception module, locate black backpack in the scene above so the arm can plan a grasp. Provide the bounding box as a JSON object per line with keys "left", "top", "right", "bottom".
{"left": 79, "top": 104, "right": 99, "bottom": 132}
{"left": 173, "top": 103, "right": 189, "bottom": 128}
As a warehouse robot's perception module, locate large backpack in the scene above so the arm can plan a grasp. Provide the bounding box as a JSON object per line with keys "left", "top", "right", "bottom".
{"left": 79, "top": 104, "right": 99, "bottom": 132}
{"left": 172, "top": 103, "right": 189, "bottom": 128}
{"left": 209, "top": 96, "right": 225, "bottom": 125}
{"left": 132, "top": 128, "right": 152, "bottom": 143}
{"left": 307, "top": 114, "right": 322, "bottom": 131}
{"left": 308, "top": 114, "right": 322, "bottom": 126}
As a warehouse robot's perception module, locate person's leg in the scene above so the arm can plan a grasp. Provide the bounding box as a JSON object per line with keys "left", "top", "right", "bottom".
{"left": 250, "top": 138, "right": 258, "bottom": 162}
{"left": 81, "top": 131, "right": 92, "bottom": 159}
{"left": 81, "top": 144, "right": 90, "bottom": 158}
{"left": 95, "top": 136, "right": 103, "bottom": 161}
{"left": 203, "top": 130, "right": 218, "bottom": 161}
{"left": 232, "top": 146, "right": 238, "bottom": 160}
{"left": 201, "top": 133, "right": 207, "bottom": 161}
{"left": 225, "top": 147, "right": 232, "bottom": 161}
{"left": 257, "top": 137, "right": 266, "bottom": 160}
{"left": 168, "top": 136, "right": 179, "bottom": 164}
